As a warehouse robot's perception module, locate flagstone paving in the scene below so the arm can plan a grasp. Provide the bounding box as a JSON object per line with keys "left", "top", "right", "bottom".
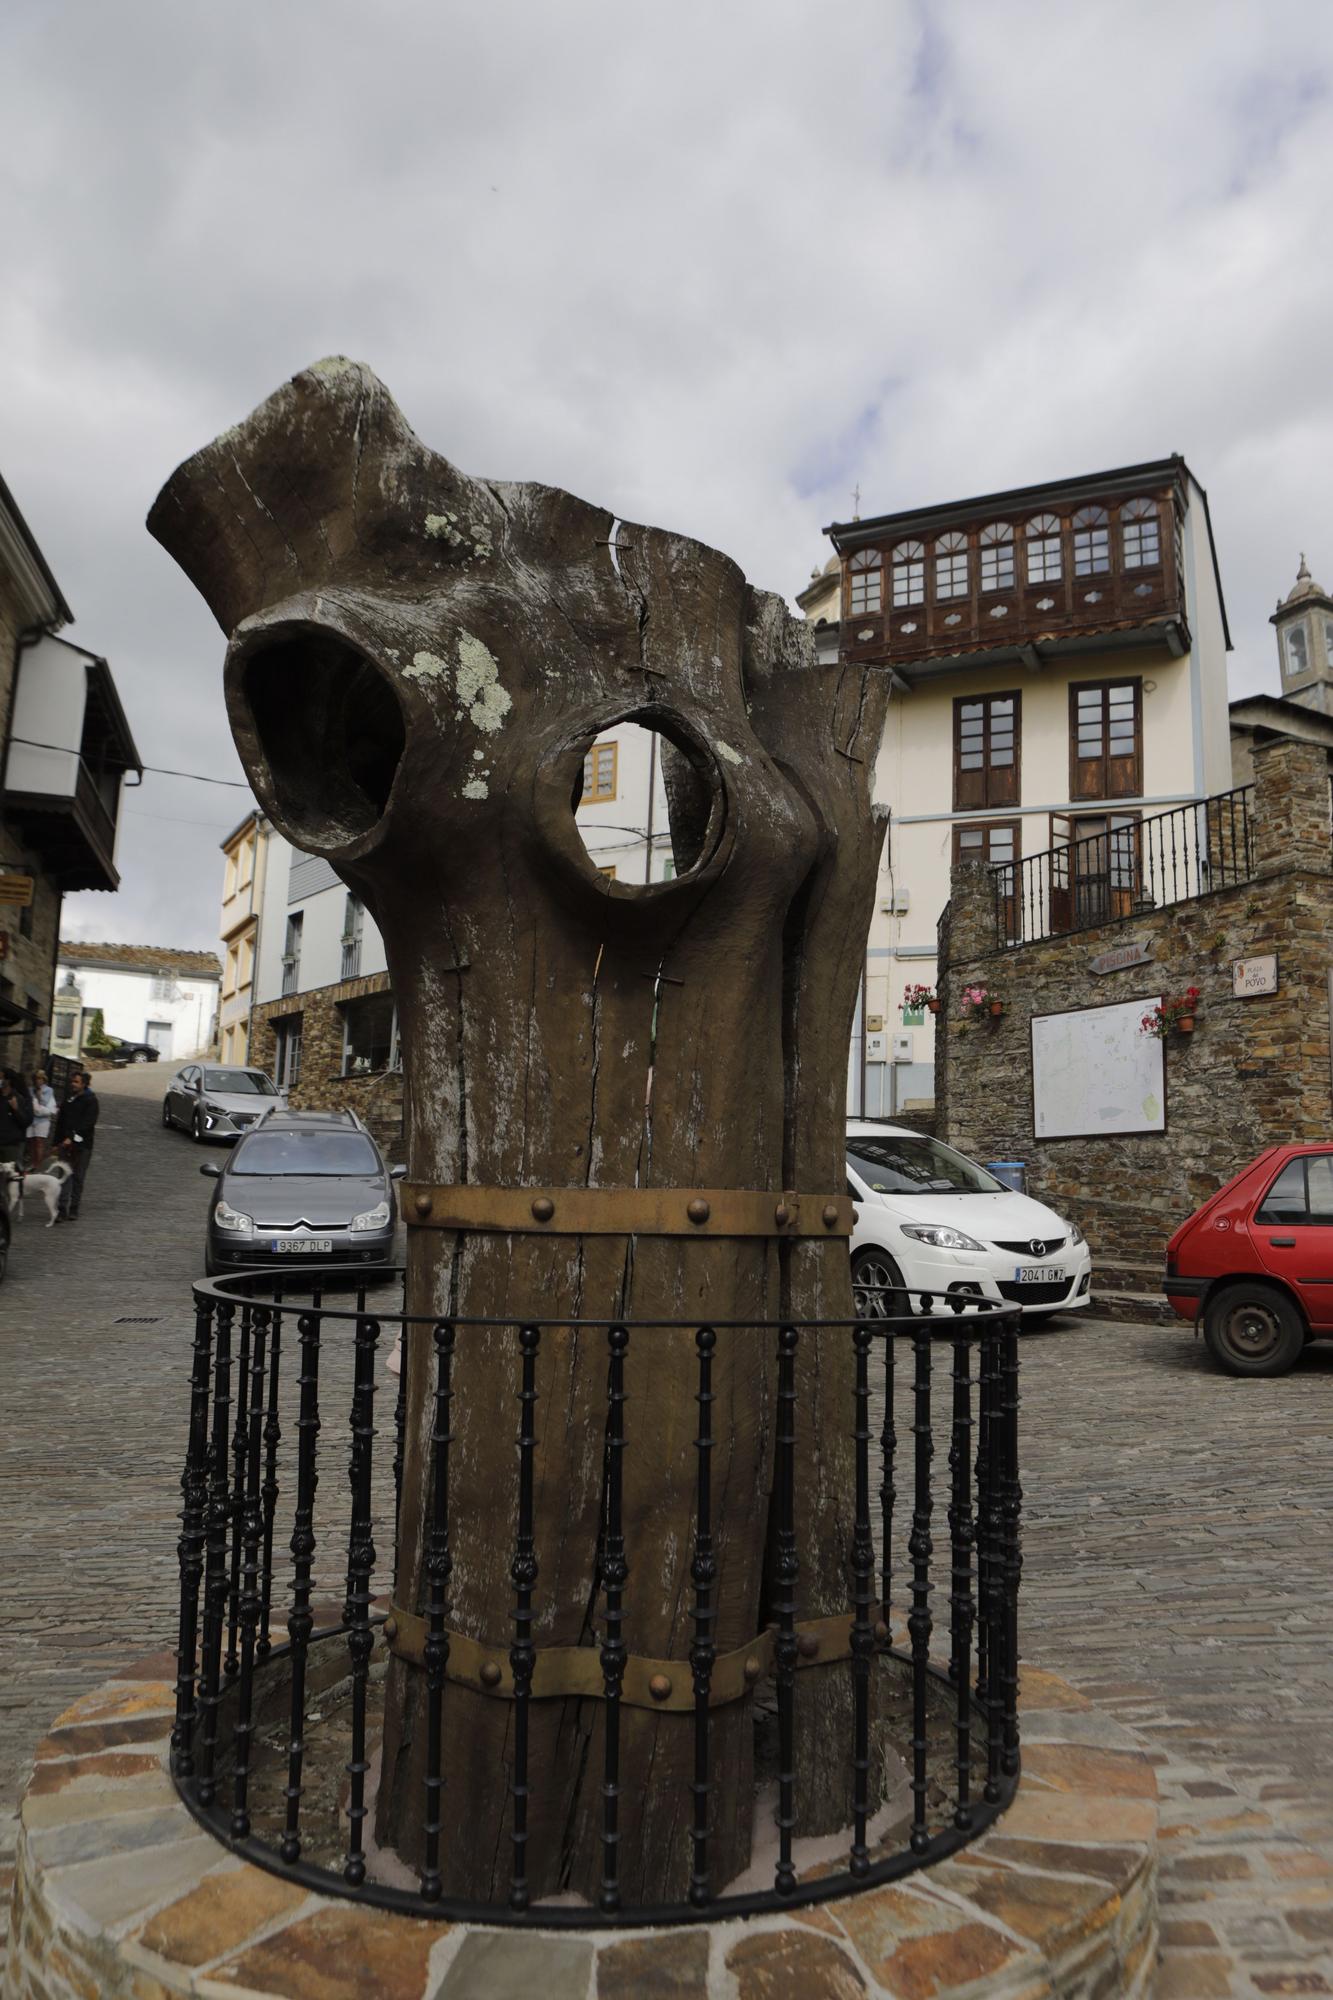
{"left": 2, "top": 1066, "right": 1331, "bottom": 1993}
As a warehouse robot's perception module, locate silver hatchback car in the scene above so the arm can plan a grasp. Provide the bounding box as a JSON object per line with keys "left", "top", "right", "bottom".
{"left": 163, "top": 1063, "right": 283, "bottom": 1143}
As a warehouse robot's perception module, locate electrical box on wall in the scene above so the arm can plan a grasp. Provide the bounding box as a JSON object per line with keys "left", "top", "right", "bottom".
{"left": 891, "top": 1032, "right": 912, "bottom": 1062}
{"left": 865, "top": 1031, "right": 887, "bottom": 1063}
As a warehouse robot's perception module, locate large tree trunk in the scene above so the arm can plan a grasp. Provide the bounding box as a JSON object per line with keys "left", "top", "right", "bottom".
{"left": 149, "top": 358, "right": 887, "bottom": 1905}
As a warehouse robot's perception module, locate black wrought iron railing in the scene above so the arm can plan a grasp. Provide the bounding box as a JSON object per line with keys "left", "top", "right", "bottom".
{"left": 996, "top": 785, "right": 1254, "bottom": 948}
{"left": 171, "top": 1271, "right": 1022, "bottom": 1927}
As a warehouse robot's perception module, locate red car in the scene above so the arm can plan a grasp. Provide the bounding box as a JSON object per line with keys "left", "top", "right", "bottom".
{"left": 1165, "top": 1143, "right": 1333, "bottom": 1376}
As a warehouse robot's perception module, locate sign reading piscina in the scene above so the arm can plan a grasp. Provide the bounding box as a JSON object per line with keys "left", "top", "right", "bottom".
{"left": 1088, "top": 939, "right": 1154, "bottom": 976}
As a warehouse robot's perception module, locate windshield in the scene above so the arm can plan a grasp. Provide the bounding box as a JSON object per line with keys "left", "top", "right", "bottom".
{"left": 230, "top": 1131, "right": 381, "bottom": 1177}
{"left": 847, "top": 1133, "right": 1005, "bottom": 1196}
{"left": 204, "top": 1069, "right": 277, "bottom": 1096}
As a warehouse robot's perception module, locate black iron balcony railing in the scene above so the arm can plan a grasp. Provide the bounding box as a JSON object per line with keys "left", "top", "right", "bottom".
{"left": 996, "top": 785, "right": 1254, "bottom": 948}
{"left": 170, "top": 1272, "right": 1022, "bottom": 1928}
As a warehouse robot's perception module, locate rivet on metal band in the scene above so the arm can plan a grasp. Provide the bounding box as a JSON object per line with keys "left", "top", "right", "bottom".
{"left": 400, "top": 1184, "right": 856, "bottom": 1240}
{"left": 380, "top": 1608, "right": 858, "bottom": 1712}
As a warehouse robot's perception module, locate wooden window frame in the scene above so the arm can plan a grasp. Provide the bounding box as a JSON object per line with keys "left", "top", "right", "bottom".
{"left": 952, "top": 689, "right": 1022, "bottom": 811}
{"left": 1068, "top": 678, "right": 1142, "bottom": 801}
{"left": 1050, "top": 809, "right": 1143, "bottom": 932}
{"left": 581, "top": 740, "right": 618, "bottom": 805}
{"left": 954, "top": 817, "right": 1022, "bottom": 940}
{"left": 978, "top": 522, "right": 1015, "bottom": 595}
{"left": 847, "top": 548, "right": 883, "bottom": 616}
{"left": 1120, "top": 497, "right": 1162, "bottom": 571}
{"left": 891, "top": 540, "right": 925, "bottom": 608}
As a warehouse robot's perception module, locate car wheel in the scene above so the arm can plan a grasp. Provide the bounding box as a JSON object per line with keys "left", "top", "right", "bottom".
{"left": 0, "top": 1231, "right": 8, "bottom": 1284}
{"left": 162, "top": 1100, "right": 173, "bottom": 1128}
{"left": 851, "top": 1248, "right": 910, "bottom": 1321}
{"left": 1203, "top": 1283, "right": 1305, "bottom": 1378}
{"left": 133, "top": 1051, "right": 149, "bottom": 1063}
{"left": 192, "top": 1109, "right": 206, "bottom": 1144}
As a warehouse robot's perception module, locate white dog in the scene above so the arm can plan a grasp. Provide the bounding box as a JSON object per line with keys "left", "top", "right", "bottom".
{"left": 2, "top": 1160, "right": 73, "bottom": 1226}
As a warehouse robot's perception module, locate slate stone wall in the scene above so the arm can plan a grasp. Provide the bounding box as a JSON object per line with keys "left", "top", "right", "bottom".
{"left": 938, "top": 736, "right": 1333, "bottom": 1269}
{"left": 252, "top": 969, "right": 404, "bottom": 1163}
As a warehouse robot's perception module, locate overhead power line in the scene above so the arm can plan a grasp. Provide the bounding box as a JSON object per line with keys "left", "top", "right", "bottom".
{"left": 9, "top": 736, "right": 252, "bottom": 789}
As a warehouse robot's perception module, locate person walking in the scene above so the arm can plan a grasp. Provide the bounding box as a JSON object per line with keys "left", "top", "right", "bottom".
{"left": 0, "top": 1069, "right": 33, "bottom": 1168}
{"left": 53, "top": 1069, "right": 99, "bottom": 1220}
{"left": 26, "top": 1070, "right": 57, "bottom": 1169}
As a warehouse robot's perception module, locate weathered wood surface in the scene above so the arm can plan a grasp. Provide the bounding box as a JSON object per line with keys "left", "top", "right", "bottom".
{"left": 149, "top": 359, "right": 888, "bottom": 1904}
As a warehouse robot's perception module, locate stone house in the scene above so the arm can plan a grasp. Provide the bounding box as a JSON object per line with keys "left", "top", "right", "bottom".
{"left": 936, "top": 734, "right": 1333, "bottom": 1318}
{"left": 0, "top": 467, "right": 140, "bottom": 1077}
{"left": 814, "top": 458, "right": 1233, "bottom": 1119}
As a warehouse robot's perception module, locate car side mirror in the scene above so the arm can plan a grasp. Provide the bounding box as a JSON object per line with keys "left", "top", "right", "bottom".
{"left": 199, "top": 1162, "right": 222, "bottom": 1179}
{"left": 390, "top": 1163, "right": 407, "bottom": 1180}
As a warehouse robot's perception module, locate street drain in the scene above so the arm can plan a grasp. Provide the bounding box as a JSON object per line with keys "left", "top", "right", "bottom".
{"left": 114, "top": 1315, "right": 162, "bottom": 1324}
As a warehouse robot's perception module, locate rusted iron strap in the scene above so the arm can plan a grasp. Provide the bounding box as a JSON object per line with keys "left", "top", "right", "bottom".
{"left": 403, "top": 1184, "right": 855, "bottom": 1239}
{"left": 382, "top": 1609, "right": 856, "bottom": 1711}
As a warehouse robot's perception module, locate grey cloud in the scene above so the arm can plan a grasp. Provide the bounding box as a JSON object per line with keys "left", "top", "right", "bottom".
{"left": 1, "top": 0, "right": 1328, "bottom": 945}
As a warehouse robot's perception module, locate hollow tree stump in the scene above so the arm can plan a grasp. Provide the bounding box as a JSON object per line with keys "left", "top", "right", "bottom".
{"left": 149, "top": 358, "right": 888, "bottom": 1906}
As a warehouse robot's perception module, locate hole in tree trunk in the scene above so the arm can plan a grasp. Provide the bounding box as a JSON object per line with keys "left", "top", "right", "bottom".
{"left": 570, "top": 717, "right": 720, "bottom": 887}
{"left": 241, "top": 632, "right": 406, "bottom": 847}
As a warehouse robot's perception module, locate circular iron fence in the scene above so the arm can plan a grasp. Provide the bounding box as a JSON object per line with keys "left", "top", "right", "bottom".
{"left": 170, "top": 1271, "right": 1022, "bottom": 1926}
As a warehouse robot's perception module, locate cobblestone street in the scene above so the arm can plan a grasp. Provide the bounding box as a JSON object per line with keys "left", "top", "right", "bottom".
{"left": 2, "top": 1066, "right": 1331, "bottom": 1995}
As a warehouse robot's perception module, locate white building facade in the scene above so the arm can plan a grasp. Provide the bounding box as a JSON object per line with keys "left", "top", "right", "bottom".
{"left": 50, "top": 944, "right": 221, "bottom": 1062}
{"left": 819, "top": 457, "right": 1233, "bottom": 1114}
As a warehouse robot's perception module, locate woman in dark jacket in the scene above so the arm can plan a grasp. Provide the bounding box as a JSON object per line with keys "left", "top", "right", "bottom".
{"left": 0, "top": 1070, "right": 33, "bottom": 1166}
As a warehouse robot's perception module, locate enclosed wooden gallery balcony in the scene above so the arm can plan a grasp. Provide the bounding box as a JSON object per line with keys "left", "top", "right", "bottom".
{"left": 827, "top": 458, "right": 1202, "bottom": 682}
{"left": 2, "top": 633, "right": 142, "bottom": 891}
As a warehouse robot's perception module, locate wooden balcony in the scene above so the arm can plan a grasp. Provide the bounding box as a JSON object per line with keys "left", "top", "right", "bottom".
{"left": 835, "top": 477, "right": 1188, "bottom": 679}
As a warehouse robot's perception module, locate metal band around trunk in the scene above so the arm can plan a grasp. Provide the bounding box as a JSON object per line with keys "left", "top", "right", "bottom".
{"left": 403, "top": 1184, "right": 855, "bottom": 1239}
{"left": 381, "top": 1609, "right": 859, "bottom": 1711}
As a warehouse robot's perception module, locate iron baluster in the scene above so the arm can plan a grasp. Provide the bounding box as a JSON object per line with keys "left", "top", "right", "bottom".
{"left": 173, "top": 1296, "right": 214, "bottom": 1772}
{"left": 509, "top": 1323, "right": 541, "bottom": 1911}
{"left": 879, "top": 1328, "right": 896, "bottom": 1631}
{"left": 281, "top": 1307, "right": 322, "bottom": 1863}
{"left": 908, "top": 1328, "right": 933, "bottom": 1854}
{"left": 342, "top": 1308, "right": 379, "bottom": 1885}
{"left": 225, "top": 1302, "right": 253, "bottom": 1678}
{"left": 598, "top": 1325, "right": 630, "bottom": 1912}
{"left": 231, "top": 1305, "right": 269, "bottom": 1837}
{"left": 258, "top": 1296, "right": 284, "bottom": 1660}
{"left": 1000, "top": 1320, "right": 1023, "bottom": 1778}
{"left": 421, "top": 1320, "right": 455, "bottom": 1902}
{"left": 949, "top": 1330, "right": 975, "bottom": 1830}
{"left": 849, "top": 1318, "right": 876, "bottom": 1876}
{"left": 688, "top": 1326, "right": 717, "bottom": 1909}
{"left": 773, "top": 1323, "right": 800, "bottom": 1896}
{"left": 392, "top": 1321, "right": 410, "bottom": 1588}
{"left": 344, "top": 1284, "right": 370, "bottom": 1624}
{"left": 196, "top": 1299, "right": 234, "bottom": 1808}
{"left": 979, "top": 1325, "right": 1006, "bottom": 1803}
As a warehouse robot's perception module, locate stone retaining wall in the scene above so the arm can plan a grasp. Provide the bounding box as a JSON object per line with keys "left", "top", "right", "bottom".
{"left": 937, "top": 735, "right": 1333, "bottom": 1273}
{"left": 4, "top": 1658, "right": 1157, "bottom": 2000}
{"left": 251, "top": 973, "right": 404, "bottom": 1163}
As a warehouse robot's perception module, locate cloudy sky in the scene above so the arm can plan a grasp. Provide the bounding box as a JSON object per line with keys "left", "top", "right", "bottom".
{"left": 1, "top": 0, "right": 1329, "bottom": 949}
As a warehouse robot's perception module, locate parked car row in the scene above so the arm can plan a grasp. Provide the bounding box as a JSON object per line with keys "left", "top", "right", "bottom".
{"left": 161, "top": 1061, "right": 1328, "bottom": 1377}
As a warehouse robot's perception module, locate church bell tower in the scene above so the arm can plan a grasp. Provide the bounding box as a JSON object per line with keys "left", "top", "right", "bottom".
{"left": 1271, "top": 554, "right": 1333, "bottom": 715}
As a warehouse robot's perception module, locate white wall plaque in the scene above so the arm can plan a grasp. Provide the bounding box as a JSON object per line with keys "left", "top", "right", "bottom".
{"left": 1233, "top": 954, "right": 1278, "bottom": 997}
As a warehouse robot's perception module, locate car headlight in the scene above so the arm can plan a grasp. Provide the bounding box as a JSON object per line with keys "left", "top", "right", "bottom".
{"left": 1066, "top": 1220, "right": 1086, "bottom": 1247}
{"left": 350, "top": 1200, "right": 392, "bottom": 1233}
{"left": 214, "top": 1200, "right": 254, "bottom": 1235}
{"left": 901, "top": 1224, "right": 984, "bottom": 1253}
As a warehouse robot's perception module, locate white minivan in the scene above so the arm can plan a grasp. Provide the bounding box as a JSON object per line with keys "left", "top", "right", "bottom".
{"left": 848, "top": 1120, "right": 1092, "bottom": 1322}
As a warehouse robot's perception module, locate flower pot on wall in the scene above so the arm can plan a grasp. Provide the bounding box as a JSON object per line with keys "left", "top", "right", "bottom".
{"left": 990, "top": 1002, "right": 1004, "bottom": 1019}
{"left": 1175, "top": 1016, "right": 1195, "bottom": 1033}
{"left": 927, "top": 998, "right": 940, "bottom": 1014}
